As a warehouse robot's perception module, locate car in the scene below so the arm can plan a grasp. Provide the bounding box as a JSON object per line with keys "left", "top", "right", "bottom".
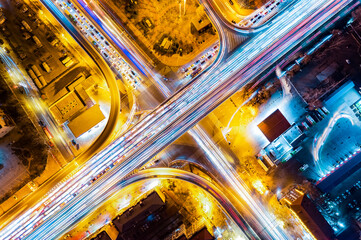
{"left": 38, "top": 120, "right": 45, "bottom": 127}
{"left": 48, "top": 141, "right": 54, "bottom": 147}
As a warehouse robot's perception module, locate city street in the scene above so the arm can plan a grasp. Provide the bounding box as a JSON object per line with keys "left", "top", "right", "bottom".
{"left": 0, "top": 0, "right": 359, "bottom": 239}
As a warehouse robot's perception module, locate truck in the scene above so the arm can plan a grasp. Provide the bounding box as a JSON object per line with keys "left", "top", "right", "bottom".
{"left": 27, "top": 69, "right": 42, "bottom": 89}
{"left": 60, "top": 56, "right": 71, "bottom": 65}
{"left": 21, "top": 20, "right": 32, "bottom": 32}
{"left": 38, "top": 76, "right": 47, "bottom": 86}
{"left": 27, "top": 69, "right": 37, "bottom": 80}
{"left": 64, "top": 59, "right": 74, "bottom": 67}
{"left": 31, "top": 64, "right": 41, "bottom": 77}
{"left": 41, "top": 62, "right": 51, "bottom": 73}
{"left": 32, "top": 36, "right": 43, "bottom": 48}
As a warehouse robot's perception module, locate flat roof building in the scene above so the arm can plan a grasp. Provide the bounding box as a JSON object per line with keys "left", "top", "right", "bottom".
{"left": 67, "top": 104, "right": 105, "bottom": 138}
{"left": 191, "top": 6, "right": 212, "bottom": 33}
{"left": 113, "top": 190, "right": 183, "bottom": 240}
{"left": 91, "top": 231, "right": 112, "bottom": 240}
{"left": 316, "top": 151, "right": 361, "bottom": 193}
{"left": 49, "top": 91, "right": 85, "bottom": 125}
{"left": 258, "top": 109, "right": 291, "bottom": 142}
{"left": 189, "top": 227, "right": 214, "bottom": 240}
{"left": 175, "top": 227, "right": 214, "bottom": 240}
{"left": 282, "top": 190, "right": 334, "bottom": 240}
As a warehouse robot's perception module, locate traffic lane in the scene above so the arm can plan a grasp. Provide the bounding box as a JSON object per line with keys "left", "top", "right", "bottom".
{"left": 66, "top": 0, "right": 165, "bottom": 105}
{"left": 0, "top": 0, "right": 121, "bottom": 228}
{"left": 188, "top": 126, "right": 284, "bottom": 239}
{"left": 3, "top": 95, "right": 179, "bottom": 239}
{"left": 2, "top": 0, "right": 348, "bottom": 237}
{"left": 56, "top": 0, "right": 144, "bottom": 90}
{"left": 132, "top": 1, "right": 352, "bottom": 237}
{"left": 78, "top": 0, "right": 172, "bottom": 97}
{"left": 32, "top": 167, "right": 255, "bottom": 240}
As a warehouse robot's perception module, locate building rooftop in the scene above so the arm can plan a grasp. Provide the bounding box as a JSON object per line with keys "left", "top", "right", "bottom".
{"left": 191, "top": 6, "right": 212, "bottom": 32}
{"left": 316, "top": 151, "right": 361, "bottom": 193}
{"left": 258, "top": 109, "right": 291, "bottom": 142}
{"left": 90, "top": 231, "right": 112, "bottom": 240}
{"left": 49, "top": 91, "right": 85, "bottom": 125}
{"left": 189, "top": 227, "right": 214, "bottom": 240}
{"left": 113, "top": 190, "right": 183, "bottom": 240}
{"left": 67, "top": 104, "right": 105, "bottom": 138}
{"left": 283, "top": 190, "right": 334, "bottom": 240}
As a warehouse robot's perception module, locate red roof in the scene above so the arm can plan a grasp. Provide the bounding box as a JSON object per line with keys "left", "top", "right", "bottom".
{"left": 258, "top": 109, "right": 290, "bottom": 142}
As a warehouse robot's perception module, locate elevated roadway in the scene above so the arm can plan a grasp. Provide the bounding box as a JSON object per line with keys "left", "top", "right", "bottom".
{"left": 0, "top": 0, "right": 123, "bottom": 230}
{"left": 115, "top": 168, "right": 255, "bottom": 239}
{"left": 208, "top": 0, "right": 298, "bottom": 33}
{"left": 0, "top": 0, "right": 358, "bottom": 239}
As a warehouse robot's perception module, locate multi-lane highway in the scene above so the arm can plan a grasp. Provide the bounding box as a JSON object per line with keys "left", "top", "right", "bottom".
{"left": 0, "top": 0, "right": 358, "bottom": 239}
{"left": 0, "top": 0, "right": 125, "bottom": 232}
{"left": 52, "top": 0, "right": 164, "bottom": 107}
{"left": 75, "top": 0, "right": 171, "bottom": 95}
{"left": 0, "top": 47, "right": 71, "bottom": 163}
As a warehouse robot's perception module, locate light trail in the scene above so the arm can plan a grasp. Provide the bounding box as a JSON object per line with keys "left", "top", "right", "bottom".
{"left": 190, "top": 126, "right": 289, "bottom": 239}
{"left": 222, "top": 89, "right": 259, "bottom": 142}
{"left": 313, "top": 111, "right": 355, "bottom": 175}
{"left": 0, "top": 0, "right": 357, "bottom": 239}
{"left": 52, "top": 0, "right": 147, "bottom": 92}
{"left": 0, "top": 48, "right": 71, "bottom": 155}
{"left": 76, "top": 0, "right": 172, "bottom": 97}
